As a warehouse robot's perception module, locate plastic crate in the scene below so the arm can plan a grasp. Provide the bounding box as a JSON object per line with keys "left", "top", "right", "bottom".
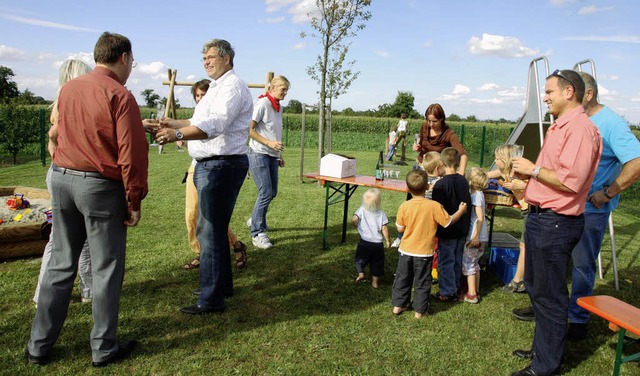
{"left": 488, "top": 247, "right": 520, "bottom": 265}
{"left": 491, "top": 250, "right": 519, "bottom": 284}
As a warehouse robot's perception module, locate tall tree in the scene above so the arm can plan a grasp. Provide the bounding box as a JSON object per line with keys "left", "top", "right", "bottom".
{"left": 284, "top": 99, "right": 303, "bottom": 114}
{"left": 0, "top": 66, "right": 20, "bottom": 103}
{"left": 388, "top": 91, "right": 420, "bottom": 119}
{"left": 140, "top": 89, "right": 160, "bottom": 108}
{"left": 301, "top": 0, "right": 372, "bottom": 156}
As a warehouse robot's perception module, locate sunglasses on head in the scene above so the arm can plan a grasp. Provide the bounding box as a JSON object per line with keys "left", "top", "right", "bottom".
{"left": 551, "top": 69, "right": 577, "bottom": 89}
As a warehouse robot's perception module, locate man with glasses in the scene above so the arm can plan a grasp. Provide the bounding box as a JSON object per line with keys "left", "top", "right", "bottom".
{"left": 509, "top": 69, "right": 602, "bottom": 376}
{"left": 154, "top": 39, "right": 252, "bottom": 315}
{"left": 26, "top": 32, "right": 148, "bottom": 367}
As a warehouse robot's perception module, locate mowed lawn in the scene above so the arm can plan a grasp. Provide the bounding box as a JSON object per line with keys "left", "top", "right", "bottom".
{"left": 1, "top": 145, "right": 639, "bottom": 375}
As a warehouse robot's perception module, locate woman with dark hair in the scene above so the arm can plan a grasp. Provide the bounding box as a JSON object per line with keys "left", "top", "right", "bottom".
{"left": 413, "top": 103, "right": 468, "bottom": 175}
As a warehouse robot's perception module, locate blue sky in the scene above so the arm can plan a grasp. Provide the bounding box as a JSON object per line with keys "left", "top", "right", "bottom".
{"left": 1, "top": 0, "right": 639, "bottom": 123}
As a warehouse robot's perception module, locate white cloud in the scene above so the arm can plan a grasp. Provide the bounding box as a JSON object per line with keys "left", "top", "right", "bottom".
{"left": 258, "top": 17, "right": 285, "bottom": 24}
{"left": 452, "top": 84, "right": 470, "bottom": 95}
{"left": 470, "top": 98, "right": 503, "bottom": 104}
{"left": 479, "top": 83, "right": 499, "bottom": 91}
{"left": 0, "top": 14, "right": 98, "bottom": 32}
{"left": 0, "top": 45, "right": 29, "bottom": 61}
{"left": 372, "top": 49, "right": 389, "bottom": 58}
{"left": 562, "top": 35, "right": 640, "bottom": 43}
{"left": 289, "top": 0, "right": 318, "bottom": 24}
{"left": 497, "top": 86, "right": 526, "bottom": 100}
{"left": 468, "top": 33, "right": 539, "bottom": 58}
{"left": 578, "top": 5, "right": 613, "bottom": 15}
{"left": 291, "top": 42, "right": 307, "bottom": 49}
{"left": 138, "top": 61, "right": 167, "bottom": 76}
{"left": 423, "top": 40, "right": 432, "bottom": 48}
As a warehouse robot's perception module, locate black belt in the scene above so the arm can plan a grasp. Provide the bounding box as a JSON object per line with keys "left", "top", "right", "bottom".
{"left": 528, "top": 205, "right": 580, "bottom": 218}
{"left": 196, "top": 154, "right": 244, "bottom": 162}
{"left": 528, "top": 205, "right": 551, "bottom": 214}
{"left": 52, "top": 164, "right": 106, "bottom": 179}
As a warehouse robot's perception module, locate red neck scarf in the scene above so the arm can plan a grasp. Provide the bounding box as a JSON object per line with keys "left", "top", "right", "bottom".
{"left": 258, "top": 92, "right": 280, "bottom": 112}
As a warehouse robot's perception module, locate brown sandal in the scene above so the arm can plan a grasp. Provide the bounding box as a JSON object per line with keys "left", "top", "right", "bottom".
{"left": 183, "top": 256, "right": 200, "bottom": 270}
{"left": 233, "top": 242, "right": 247, "bottom": 269}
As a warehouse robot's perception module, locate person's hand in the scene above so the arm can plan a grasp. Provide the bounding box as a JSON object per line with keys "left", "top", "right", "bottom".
{"left": 155, "top": 128, "right": 176, "bottom": 145}
{"left": 142, "top": 119, "right": 160, "bottom": 134}
{"left": 511, "top": 157, "right": 535, "bottom": 179}
{"left": 466, "top": 239, "right": 480, "bottom": 248}
{"left": 588, "top": 190, "right": 610, "bottom": 209}
{"left": 125, "top": 209, "right": 141, "bottom": 227}
{"left": 386, "top": 240, "right": 391, "bottom": 248}
{"left": 412, "top": 143, "right": 420, "bottom": 152}
{"left": 458, "top": 202, "right": 468, "bottom": 211}
{"left": 269, "top": 140, "right": 284, "bottom": 152}
{"left": 279, "top": 157, "right": 285, "bottom": 167}
{"left": 502, "top": 181, "right": 514, "bottom": 190}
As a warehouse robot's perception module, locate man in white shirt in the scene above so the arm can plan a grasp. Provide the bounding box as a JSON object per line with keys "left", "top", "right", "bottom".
{"left": 155, "top": 39, "right": 253, "bottom": 314}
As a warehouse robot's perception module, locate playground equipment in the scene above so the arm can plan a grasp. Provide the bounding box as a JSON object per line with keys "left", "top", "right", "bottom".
{"left": 6, "top": 193, "right": 30, "bottom": 210}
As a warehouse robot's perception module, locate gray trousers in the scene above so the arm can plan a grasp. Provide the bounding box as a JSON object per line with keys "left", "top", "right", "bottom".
{"left": 27, "top": 169, "right": 128, "bottom": 362}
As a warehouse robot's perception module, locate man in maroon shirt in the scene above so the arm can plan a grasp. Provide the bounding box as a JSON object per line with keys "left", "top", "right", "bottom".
{"left": 26, "top": 32, "right": 148, "bottom": 368}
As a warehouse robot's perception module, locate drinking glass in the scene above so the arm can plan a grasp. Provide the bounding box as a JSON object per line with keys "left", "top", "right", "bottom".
{"left": 512, "top": 144, "right": 524, "bottom": 159}
{"left": 157, "top": 103, "right": 166, "bottom": 121}
{"left": 395, "top": 168, "right": 400, "bottom": 179}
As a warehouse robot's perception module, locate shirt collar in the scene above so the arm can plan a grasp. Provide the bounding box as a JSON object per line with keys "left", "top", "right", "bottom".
{"left": 553, "top": 105, "right": 585, "bottom": 130}
{"left": 212, "top": 69, "right": 234, "bottom": 87}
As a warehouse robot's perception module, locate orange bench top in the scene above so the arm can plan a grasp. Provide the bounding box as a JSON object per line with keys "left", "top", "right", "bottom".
{"left": 577, "top": 295, "right": 640, "bottom": 336}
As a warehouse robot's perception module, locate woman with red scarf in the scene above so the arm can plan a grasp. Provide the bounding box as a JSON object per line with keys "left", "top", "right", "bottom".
{"left": 247, "top": 75, "right": 290, "bottom": 249}
{"left": 413, "top": 103, "right": 468, "bottom": 175}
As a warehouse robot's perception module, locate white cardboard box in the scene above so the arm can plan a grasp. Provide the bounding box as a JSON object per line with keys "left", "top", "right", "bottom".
{"left": 320, "top": 153, "right": 357, "bottom": 178}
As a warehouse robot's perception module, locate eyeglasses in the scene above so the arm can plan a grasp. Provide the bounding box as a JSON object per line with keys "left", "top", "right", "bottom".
{"left": 131, "top": 59, "right": 138, "bottom": 68}
{"left": 551, "top": 69, "right": 576, "bottom": 90}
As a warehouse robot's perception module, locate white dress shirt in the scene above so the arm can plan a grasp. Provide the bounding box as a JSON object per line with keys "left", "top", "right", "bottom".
{"left": 188, "top": 69, "right": 253, "bottom": 159}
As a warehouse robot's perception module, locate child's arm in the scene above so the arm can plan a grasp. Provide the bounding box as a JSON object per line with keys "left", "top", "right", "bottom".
{"left": 351, "top": 214, "right": 359, "bottom": 228}
{"left": 449, "top": 202, "right": 468, "bottom": 225}
{"left": 381, "top": 224, "right": 391, "bottom": 248}
{"left": 467, "top": 205, "right": 484, "bottom": 247}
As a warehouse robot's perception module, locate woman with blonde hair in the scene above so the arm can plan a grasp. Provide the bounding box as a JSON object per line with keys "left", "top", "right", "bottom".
{"left": 35, "top": 58, "right": 93, "bottom": 305}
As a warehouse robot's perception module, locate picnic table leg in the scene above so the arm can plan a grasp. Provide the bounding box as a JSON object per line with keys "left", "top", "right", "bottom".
{"left": 323, "top": 183, "right": 330, "bottom": 250}
{"left": 341, "top": 184, "right": 351, "bottom": 243}
{"left": 614, "top": 328, "right": 626, "bottom": 376}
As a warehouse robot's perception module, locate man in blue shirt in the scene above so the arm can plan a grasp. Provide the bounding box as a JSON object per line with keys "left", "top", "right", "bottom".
{"left": 567, "top": 72, "right": 640, "bottom": 341}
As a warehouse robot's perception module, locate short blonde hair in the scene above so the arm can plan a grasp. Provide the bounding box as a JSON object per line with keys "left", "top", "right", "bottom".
{"left": 406, "top": 169, "right": 429, "bottom": 195}
{"left": 440, "top": 147, "right": 460, "bottom": 169}
{"left": 362, "top": 188, "right": 381, "bottom": 211}
{"left": 467, "top": 167, "right": 489, "bottom": 191}
{"left": 269, "top": 75, "right": 290, "bottom": 91}
{"left": 421, "top": 151, "right": 441, "bottom": 174}
{"left": 494, "top": 144, "right": 514, "bottom": 177}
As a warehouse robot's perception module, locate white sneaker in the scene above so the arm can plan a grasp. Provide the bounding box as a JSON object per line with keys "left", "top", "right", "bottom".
{"left": 252, "top": 233, "right": 273, "bottom": 249}
{"left": 391, "top": 238, "right": 401, "bottom": 248}
{"left": 246, "top": 217, "right": 252, "bottom": 228}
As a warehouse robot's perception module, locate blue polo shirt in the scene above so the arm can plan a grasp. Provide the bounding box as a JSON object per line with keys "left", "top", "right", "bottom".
{"left": 587, "top": 106, "right": 640, "bottom": 213}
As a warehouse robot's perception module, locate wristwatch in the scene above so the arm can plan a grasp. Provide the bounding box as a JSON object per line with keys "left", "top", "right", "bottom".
{"left": 531, "top": 166, "right": 541, "bottom": 180}
{"left": 175, "top": 130, "right": 184, "bottom": 140}
{"left": 603, "top": 186, "right": 614, "bottom": 199}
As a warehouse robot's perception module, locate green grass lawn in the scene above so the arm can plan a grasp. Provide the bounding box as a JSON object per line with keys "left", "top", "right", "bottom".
{"left": 1, "top": 146, "right": 639, "bottom": 375}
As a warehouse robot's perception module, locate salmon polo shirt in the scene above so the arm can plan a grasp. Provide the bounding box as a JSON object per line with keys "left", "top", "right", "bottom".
{"left": 524, "top": 105, "right": 602, "bottom": 216}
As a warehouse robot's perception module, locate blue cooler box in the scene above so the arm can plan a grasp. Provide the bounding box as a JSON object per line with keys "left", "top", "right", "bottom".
{"left": 490, "top": 247, "right": 520, "bottom": 284}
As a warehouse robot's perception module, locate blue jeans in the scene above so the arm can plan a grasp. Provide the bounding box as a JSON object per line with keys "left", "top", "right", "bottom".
{"left": 194, "top": 155, "right": 248, "bottom": 310}
{"left": 525, "top": 211, "right": 584, "bottom": 375}
{"left": 436, "top": 237, "right": 465, "bottom": 296}
{"left": 386, "top": 145, "right": 396, "bottom": 161}
{"left": 569, "top": 211, "right": 609, "bottom": 324}
{"left": 248, "top": 150, "right": 279, "bottom": 237}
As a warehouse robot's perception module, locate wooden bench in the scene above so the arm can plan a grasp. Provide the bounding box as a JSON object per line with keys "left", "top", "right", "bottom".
{"left": 577, "top": 295, "right": 640, "bottom": 375}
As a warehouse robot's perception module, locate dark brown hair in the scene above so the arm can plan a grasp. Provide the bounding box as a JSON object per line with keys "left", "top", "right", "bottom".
{"left": 93, "top": 32, "right": 132, "bottom": 65}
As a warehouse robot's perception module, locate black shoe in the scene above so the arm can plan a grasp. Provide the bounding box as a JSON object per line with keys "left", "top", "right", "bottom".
{"left": 431, "top": 293, "right": 458, "bottom": 302}
{"left": 92, "top": 340, "right": 137, "bottom": 367}
{"left": 512, "top": 306, "right": 535, "bottom": 321}
{"left": 25, "top": 348, "right": 48, "bottom": 365}
{"left": 567, "top": 322, "right": 587, "bottom": 342}
{"left": 180, "top": 303, "right": 225, "bottom": 315}
{"left": 512, "top": 349, "right": 535, "bottom": 359}
{"left": 511, "top": 365, "right": 541, "bottom": 376}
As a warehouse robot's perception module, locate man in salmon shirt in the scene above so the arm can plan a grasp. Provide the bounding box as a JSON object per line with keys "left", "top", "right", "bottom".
{"left": 509, "top": 69, "right": 602, "bottom": 376}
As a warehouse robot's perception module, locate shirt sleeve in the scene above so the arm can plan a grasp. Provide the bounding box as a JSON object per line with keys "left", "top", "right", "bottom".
{"left": 116, "top": 93, "right": 149, "bottom": 211}
{"left": 447, "top": 130, "right": 467, "bottom": 156}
